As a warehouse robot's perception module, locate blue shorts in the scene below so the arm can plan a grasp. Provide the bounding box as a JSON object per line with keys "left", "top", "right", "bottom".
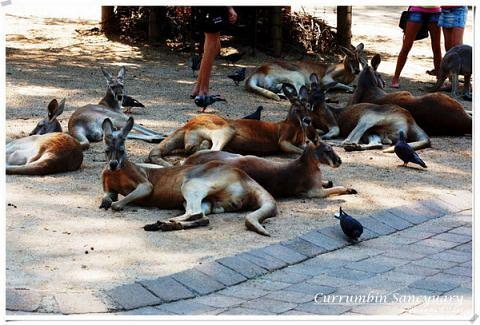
{"left": 408, "top": 11, "right": 440, "bottom": 24}
{"left": 439, "top": 6, "right": 468, "bottom": 28}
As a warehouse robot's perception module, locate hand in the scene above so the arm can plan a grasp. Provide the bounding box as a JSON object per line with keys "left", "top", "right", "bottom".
{"left": 227, "top": 7, "right": 237, "bottom": 24}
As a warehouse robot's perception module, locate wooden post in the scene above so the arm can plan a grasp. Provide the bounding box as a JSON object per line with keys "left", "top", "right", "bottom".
{"left": 271, "top": 7, "right": 282, "bottom": 57}
{"left": 148, "top": 7, "right": 162, "bottom": 44}
{"left": 337, "top": 6, "right": 352, "bottom": 47}
{"left": 101, "top": 6, "right": 115, "bottom": 35}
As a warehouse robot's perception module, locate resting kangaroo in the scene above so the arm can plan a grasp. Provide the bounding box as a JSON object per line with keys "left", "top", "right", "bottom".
{"left": 68, "top": 66, "right": 165, "bottom": 149}
{"left": 245, "top": 43, "right": 367, "bottom": 101}
{"left": 350, "top": 54, "right": 471, "bottom": 136}
{"left": 6, "top": 133, "right": 83, "bottom": 175}
{"left": 30, "top": 98, "right": 65, "bottom": 135}
{"left": 183, "top": 142, "right": 357, "bottom": 198}
{"left": 100, "top": 117, "right": 277, "bottom": 236}
{"left": 147, "top": 84, "right": 313, "bottom": 166}
{"left": 308, "top": 74, "right": 430, "bottom": 152}
{"left": 426, "top": 44, "right": 472, "bottom": 100}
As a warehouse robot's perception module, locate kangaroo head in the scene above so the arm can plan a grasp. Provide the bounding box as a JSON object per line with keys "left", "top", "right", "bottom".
{"left": 313, "top": 140, "right": 342, "bottom": 168}
{"left": 101, "top": 66, "right": 126, "bottom": 102}
{"left": 340, "top": 43, "right": 368, "bottom": 75}
{"left": 307, "top": 76, "right": 338, "bottom": 133}
{"left": 30, "top": 98, "right": 65, "bottom": 135}
{"left": 102, "top": 116, "right": 134, "bottom": 171}
{"left": 357, "top": 54, "right": 386, "bottom": 90}
{"left": 282, "top": 83, "right": 311, "bottom": 128}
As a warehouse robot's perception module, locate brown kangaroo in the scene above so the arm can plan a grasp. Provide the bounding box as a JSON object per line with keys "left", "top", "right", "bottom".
{"left": 68, "top": 66, "right": 165, "bottom": 150}
{"left": 308, "top": 74, "right": 430, "bottom": 152}
{"left": 147, "top": 84, "right": 313, "bottom": 166}
{"left": 245, "top": 44, "right": 367, "bottom": 101}
{"left": 6, "top": 132, "right": 83, "bottom": 175}
{"left": 183, "top": 142, "right": 357, "bottom": 199}
{"left": 350, "top": 54, "right": 472, "bottom": 136}
{"left": 100, "top": 117, "right": 277, "bottom": 236}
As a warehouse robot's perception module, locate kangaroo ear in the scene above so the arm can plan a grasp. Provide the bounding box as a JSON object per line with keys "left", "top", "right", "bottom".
{"left": 117, "top": 66, "right": 126, "bottom": 83}
{"left": 47, "top": 99, "right": 58, "bottom": 119}
{"left": 121, "top": 117, "right": 134, "bottom": 139}
{"left": 282, "top": 83, "right": 298, "bottom": 100}
{"left": 371, "top": 54, "right": 381, "bottom": 71}
{"left": 322, "top": 81, "right": 338, "bottom": 93}
{"left": 51, "top": 98, "right": 65, "bottom": 121}
{"left": 309, "top": 73, "right": 319, "bottom": 85}
{"left": 299, "top": 86, "right": 309, "bottom": 101}
{"left": 101, "top": 67, "right": 113, "bottom": 82}
{"left": 355, "top": 43, "right": 365, "bottom": 52}
{"left": 339, "top": 45, "right": 354, "bottom": 56}
{"left": 102, "top": 118, "right": 114, "bottom": 142}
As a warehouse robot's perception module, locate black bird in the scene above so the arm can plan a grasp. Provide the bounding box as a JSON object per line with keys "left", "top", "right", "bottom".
{"left": 122, "top": 95, "right": 145, "bottom": 114}
{"left": 334, "top": 207, "right": 363, "bottom": 241}
{"left": 394, "top": 131, "right": 427, "bottom": 168}
{"left": 227, "top": 67, "right": 246, "bottom": 86}
{"left": 242, "top": 106, "right": 263, "bottom": 120}
{"left": 189, "top": 54, "right": 201, "bottom": 77}
{"left": 220, "top": 51, "right": 246, "bottom": 65}
{"left": 194, "top": 94, "right": 226, "bottom": 112}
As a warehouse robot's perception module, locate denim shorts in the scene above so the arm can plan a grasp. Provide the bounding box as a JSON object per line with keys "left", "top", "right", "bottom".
{"left": 408, "top": 11, "right": 440, "bottom": 24}
{"left": 439, "top": 6, "right": 468, "bottom": 28}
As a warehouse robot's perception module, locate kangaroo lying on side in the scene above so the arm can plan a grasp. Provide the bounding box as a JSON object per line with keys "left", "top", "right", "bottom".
{"left": 245, "top": 43, "right": 367, "bottom": 101}
{"left": 100, "top": 117, "right": 277, "bottom": 236}
{"left": 147, "top": 84, "right": 313, "bottom": 166}
{"left": 68, "top": 66, "right": 165, "bottom": 149}
{"left": 350, "top": 54, "right": 471, "bottom": 136}
{"left": 183, "top": 142, "right": 357, "bottom": 199}
{"left": 426, "top": 44, "right": 472, "bottom": 100}
{"left": 30, "top": 98, "right": 65, "bottom": 135}
{"left": 308, "top": 74, "right": 430, "bottom": 152}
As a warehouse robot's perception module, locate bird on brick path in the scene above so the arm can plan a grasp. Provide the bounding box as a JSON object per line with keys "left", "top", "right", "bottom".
{"left": 220, "top": 51, "right": 246, "bottom": 65}
{"left": 394, "top": 131, "right": 427, "bottom": 168}
{"left": 227, "top": 67, "right": 246, "bottom": 86}
{"left": 334, "top": 207, "right": 363, "bottom": 242}
{"left": 194, "top": 94, "right": 226, "bottom": 113}
{"left": 188, "top": 54, "right": 201, "bottom": 77}
{"left": 122, "top": 95, "right": 145, "bottom": 114}
{"left": 242, "top": 106, "right": 263, "bottom": 120}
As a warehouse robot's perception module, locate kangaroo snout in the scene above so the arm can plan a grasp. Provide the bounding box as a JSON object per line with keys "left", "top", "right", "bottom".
{"left": 302, "top": 116, "right": 312, "bottom": 126}
{"left": 109, "top": 160, "right": 119, "bottom": 170}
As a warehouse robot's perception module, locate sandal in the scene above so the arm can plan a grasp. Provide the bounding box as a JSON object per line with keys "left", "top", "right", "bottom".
{"left": 390, "top": 80, "right": 400, "bottom": 89}
{"left": 426, "top": 69, "right": 437, "bottom": 76}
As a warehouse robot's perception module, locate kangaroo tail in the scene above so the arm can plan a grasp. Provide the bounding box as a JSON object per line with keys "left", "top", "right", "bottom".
{"left": 244, "top": 178, "right": 277, "bottom": 236}
{"left": 245, "top": 74, "right": 281, "bottom": 101}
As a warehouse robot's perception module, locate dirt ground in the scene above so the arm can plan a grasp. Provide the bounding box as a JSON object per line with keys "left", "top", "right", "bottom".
{"left": 5, "top": 6, "right": 472, "bottom": 295}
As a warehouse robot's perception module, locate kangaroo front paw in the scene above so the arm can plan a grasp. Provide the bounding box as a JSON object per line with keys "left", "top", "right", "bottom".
{"left": 347, "top": 188, "right": 357, "bottom": 194}
{"left": 343, "top": 143, "right": 361, "bottom": 151}
{"left": 99, "top": 197, "right": 112, "bottom": 210}
{"left": 111, "top": 202, "right": 124, "bottom": 211}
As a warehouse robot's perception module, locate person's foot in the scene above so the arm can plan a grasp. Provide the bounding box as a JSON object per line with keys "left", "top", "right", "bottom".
{"left": 439, "top": 82, "right": 452, "bottom": 91}
{"left": 426, "top": 69, "right": 437, "bottom": 76}
{"left": 390, "top": 78, "right": 400, "bottom": 89}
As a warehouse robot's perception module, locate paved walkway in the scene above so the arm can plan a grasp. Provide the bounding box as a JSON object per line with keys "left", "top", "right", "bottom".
{"left": 7, "top": 191, "right": 472, "bottom": 317}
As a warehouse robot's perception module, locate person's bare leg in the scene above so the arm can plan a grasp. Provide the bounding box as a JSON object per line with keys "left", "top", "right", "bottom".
{"left": 192, "top": 32, "right": 221, "bottom": 97}
{"left": 428, "top": 22, "right": 442, "bottom": 73}
{"left": 392, "top": 21, "right": 423, "bottom": 87}
{"left": 443, "top": 27, "right": 453, "bottom": 51}
{"left": 450, "top": 27, "right": 465, "bottom": 48}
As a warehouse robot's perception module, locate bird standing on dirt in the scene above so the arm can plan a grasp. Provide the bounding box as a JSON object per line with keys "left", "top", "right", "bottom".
{"left": 220, "top": 51, "right": 246, "bottom": 65}
{"left": 242, "top": 106, "right": 263, "bottom": 120}
{"left": 228, "top": 67, "right": 246, "bottom": 86}
{"left": 188, "top": 54, "right": 201, "bottom": 77}
{"left": 335, "top": 207, "right": 363, "bottom": 242}
{"left": 122, "top": 95, "right": 145, "bottom": 114}
{"left": 194, "top": 95, "right": 226, "bottom": 113}
{"left": 394, "top": 131, "right": 427, "bottom": 168}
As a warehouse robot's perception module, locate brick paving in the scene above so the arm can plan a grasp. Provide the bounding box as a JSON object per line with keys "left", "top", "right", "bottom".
{"left": 6, "top": 194, "right": 472, "bottom": 317}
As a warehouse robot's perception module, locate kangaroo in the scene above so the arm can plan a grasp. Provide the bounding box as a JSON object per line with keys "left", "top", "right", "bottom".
{"left": 183, "top": 142, "right": 357, "bottom": 198}
{"left": 100, "top": 117, "right": 277, "bottom": 236}
{"left": 30, "top": 98, "right": 65, "bottom": 135}
{"left": 426, "top": 44, "right": 472, "bottom": 100}
{"left": 6, "top": 132, "right": 83, "bottom": 175}
{"left": 350, "top": 54, "right": 472, "bottom": 136}
{"left": 308, "top": 74, "right": 430, "bottom": 152}
{"left": 147, "top": 84, "right": 313, "bottom": 166}
{"left": 245, "top": 43, "right": 367, "bottom": 101}
{"left": 68, "top": 66, "right": 165, "bottom": 150}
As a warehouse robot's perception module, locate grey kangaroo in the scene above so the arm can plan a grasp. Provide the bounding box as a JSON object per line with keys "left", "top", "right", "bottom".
{"left": 426, "top": 44, "right": 472, "bottom": 100}
{"left": 68, "top": 66, "right": 165, "bottom": 149}
{"left": 30, "top": 98, "right": 65, "bottom": 135}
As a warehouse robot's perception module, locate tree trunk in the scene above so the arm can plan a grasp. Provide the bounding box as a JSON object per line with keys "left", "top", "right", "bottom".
{"left": 337, "top": 6, "right": 352, "bottom": 48}
{"left": 271, "top": 7, "right": 282, "bottom": 57}
{"left": 101, "top": 6, "right": 115, "bottom": 35}
{"left": 148, "top": 7, "right": 162, "bottom": 44}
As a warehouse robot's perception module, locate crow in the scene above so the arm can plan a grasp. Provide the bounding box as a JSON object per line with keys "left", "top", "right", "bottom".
{"left": 228, "top": 67, "right": 246, "bottom": 86}
{"left": 220, "top": 51, "right": 246, "bottom": 65}
{"left": 122, "top": 95, "right": 145, "bottom": 114}
{"left": 334, "top": 207, "right": 363, "bottom": 242}
{"left": 189, "top": 54, "right": 201, "bottom": 77}
{"left": 194, "top": 94, "right": 226, "bottom": 112}
{"left": 242, "top": 106, "right": 263, "bottom": 120}
{"left": 394, "top": 131, "right": 427, "bottom": 168}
